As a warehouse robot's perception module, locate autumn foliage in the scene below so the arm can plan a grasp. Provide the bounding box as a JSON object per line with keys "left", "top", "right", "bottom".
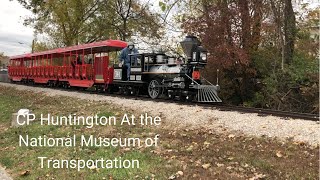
{"left": 181, "top": 0, "right": 319, "bottom": 113}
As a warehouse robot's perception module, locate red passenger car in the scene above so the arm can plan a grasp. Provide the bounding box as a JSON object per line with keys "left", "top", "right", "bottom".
{"left": 8, "top": 40, "right": 127, "bottom": 88}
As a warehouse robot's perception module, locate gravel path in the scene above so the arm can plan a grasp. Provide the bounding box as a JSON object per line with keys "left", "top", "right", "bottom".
{"left": 1, "top": 82, "right": 319, "bottom": 146}
{"left": 0, "top": 166, "right": 12, "bottom": 180}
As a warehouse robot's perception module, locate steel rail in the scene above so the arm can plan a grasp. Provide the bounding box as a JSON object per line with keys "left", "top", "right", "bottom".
{"left": 204, "top": 104, "right": 319, "bottom": 121}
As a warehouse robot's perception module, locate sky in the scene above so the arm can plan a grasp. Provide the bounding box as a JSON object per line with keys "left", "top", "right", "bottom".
{"left": 0, "top": 0, "right": 318, "bottom": 57}
{"left": 0, "top": 0, "right": 34, "bottom": 56}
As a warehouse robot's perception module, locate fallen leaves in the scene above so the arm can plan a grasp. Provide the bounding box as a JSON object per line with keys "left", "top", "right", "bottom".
{"left": 276, "top": 151, "right": 283, "bottom": 158}
{"left": 203, "top": 141, "right": 210, "bottom": 149}
{"left": 227, "top": 157, "right": 234, "bottom": 161}
{"left": 202, "top": 163, "right": 211, "bottom": 169}
{"left": 293, "top": 141, "right": 306, "bottom": 146}
{"left": 228, "top": 134, "right": 235, "bottom": 139}
{"left": 176, "top": 171, "right": 183, "bottom": 176}
{"left": 20, "top": 170, "right": 30, "bottom": 176}
{"left": 249, "top": 173, "right": 266, "bottom": 180}
{"left": 203, "top": 141, "right": 210, "bottom": 145}
{"left": 168, "top": 174, "right": 176, "bottom": 180}
{"left": 216, "top": 163, "right": 225, "bottom": 167}
{"left": 168, "top": 171, "right": 183, "bottom": 180}
{"left": 186, "top": 145, "right": 194, "bottom": 152}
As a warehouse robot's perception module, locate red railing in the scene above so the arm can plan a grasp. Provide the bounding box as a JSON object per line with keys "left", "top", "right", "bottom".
{"left": 8, "top": 62, "right": 100, "bottom": 85}
{"left": 67, "top": 66, "right": 73, "bottom": 78}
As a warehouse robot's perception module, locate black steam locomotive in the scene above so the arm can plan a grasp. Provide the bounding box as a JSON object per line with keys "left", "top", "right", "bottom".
{"left": 112, "top": 35, "right": 221, "bottom": 102}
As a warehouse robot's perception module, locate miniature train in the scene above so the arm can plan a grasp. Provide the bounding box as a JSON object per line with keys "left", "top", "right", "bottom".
{"left": 6, "top": 36, "right": 221, "bottom": 102}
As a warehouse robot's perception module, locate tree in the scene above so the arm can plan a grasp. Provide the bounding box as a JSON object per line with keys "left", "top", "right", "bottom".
{"left": 0, "top": 53, "right": 9, "bottom": 68}
{"left": 17, "top": 0, "right": 101, "bottom": 46}
{"left": 167, "top": 0, "right": 317, "bottom": 112}
{"left": 180, "top": 0, "right": 267, "bottom": 104}
{"left": 101, "top": 0, "right": 163, "bottom": 41}
{"left": 269, "top": 0, "right": 296, "bottom": 69}
{"left": 32, "top": 40, "right": 51, "bottom": 52}
{"left": 295, "top": 7, "right": 319, "bottom": 57}
{"left": 15, "top": 0, "right": 163, "bottom": 46}
{"left": 284, "top": 0, "right": 296, "bottom": 64}
{"left": 269, "top": 0, "right": 285, "bottom": 69}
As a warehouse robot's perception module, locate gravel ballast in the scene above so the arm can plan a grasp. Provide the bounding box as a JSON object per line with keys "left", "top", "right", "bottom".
{"left": 0, "top": 166, "right": 12, "bottom": 180}
{"left": 1, "top": 82, "right": 319, "bottom": 146}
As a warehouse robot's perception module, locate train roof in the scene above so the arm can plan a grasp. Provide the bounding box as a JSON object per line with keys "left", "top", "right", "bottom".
{"left": 10, "top": 39, "right": 127, "bottom": 60}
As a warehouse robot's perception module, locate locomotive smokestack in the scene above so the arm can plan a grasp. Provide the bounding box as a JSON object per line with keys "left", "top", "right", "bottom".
{"left": 180, "top": 35, "right": 200, "bottom": 61}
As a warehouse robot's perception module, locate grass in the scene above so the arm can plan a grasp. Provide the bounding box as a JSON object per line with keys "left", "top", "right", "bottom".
{"left": 0, "top": 85, "right": 319, "bottom": 179}
{"left": 247, "top": 158, "right": 273, "bottom": 172}
{"left": 0, "top": 156, "right": 13, "bottom": 168}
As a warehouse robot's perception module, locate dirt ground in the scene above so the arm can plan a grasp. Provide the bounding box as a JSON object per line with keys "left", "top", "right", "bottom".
{"left": 0, "top": 85, "right": 319, "bottom": 179}
{"left": 149, "top": 126, "right": 319, "bottom": 179}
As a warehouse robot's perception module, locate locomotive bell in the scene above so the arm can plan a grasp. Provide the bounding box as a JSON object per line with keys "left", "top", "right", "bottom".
{"left": 180, "top": 35, "right": 200, "bottom": 60}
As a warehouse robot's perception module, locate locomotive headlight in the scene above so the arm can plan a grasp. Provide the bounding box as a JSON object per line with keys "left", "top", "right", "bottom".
{"left": 200, "top": 52, "right": 207, "bottom": 61}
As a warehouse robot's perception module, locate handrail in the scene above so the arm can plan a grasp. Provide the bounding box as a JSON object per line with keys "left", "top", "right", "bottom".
{"left": 200, "top": 76, "right": 214, "bottom": 86}
{"left": 184, "top": 73, "right": 200, "bottom": 85}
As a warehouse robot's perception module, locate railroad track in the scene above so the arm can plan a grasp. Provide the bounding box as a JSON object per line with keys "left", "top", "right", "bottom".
{"left": 206, "top": 104, "right": 319, "bottom": 121}
{"left": 1, "top": 82, "right": 319, "bottom": 121}
{"left": 148, "top": 98, "right": 319, "bottom": 121}
{"left": 82, "top": 89, "right": 320, "bottom": 121}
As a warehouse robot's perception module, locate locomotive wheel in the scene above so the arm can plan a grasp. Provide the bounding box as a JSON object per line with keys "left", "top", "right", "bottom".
{"left": 148, "top": 79, "right": 162, "bottom": 99}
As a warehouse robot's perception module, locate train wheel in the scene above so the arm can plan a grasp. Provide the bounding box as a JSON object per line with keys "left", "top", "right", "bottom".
{"left": 148, "top": 79, "right": 162, "bottom": 99}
